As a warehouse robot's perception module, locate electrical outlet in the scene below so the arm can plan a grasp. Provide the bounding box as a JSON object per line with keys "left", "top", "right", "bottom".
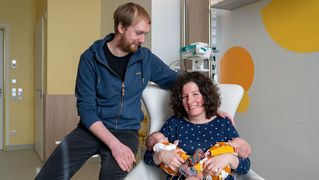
{"left": 10, "top": 130, "right": 17, "bottom": 136}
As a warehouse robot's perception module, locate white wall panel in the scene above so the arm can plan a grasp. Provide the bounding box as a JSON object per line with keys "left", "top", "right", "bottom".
{"left": 218, "top": 0, "right": 319, "bottom": 179}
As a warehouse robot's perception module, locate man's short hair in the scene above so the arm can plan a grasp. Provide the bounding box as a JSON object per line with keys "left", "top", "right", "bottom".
{"left": 113, "top": 2, "right": 151, "bottom": 33}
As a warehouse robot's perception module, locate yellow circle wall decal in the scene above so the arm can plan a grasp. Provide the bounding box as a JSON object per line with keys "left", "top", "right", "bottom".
{"left": 261, "top": 0, "right": 319, "bottom": 53}
{"left": 220, "top": 46, "right": 254, "bottom": 113}
{"left": 237, "top": 91, "right": 250, "bottom": 113}
{"left": 220, "top": 47, "right": 254, "bottom": 91}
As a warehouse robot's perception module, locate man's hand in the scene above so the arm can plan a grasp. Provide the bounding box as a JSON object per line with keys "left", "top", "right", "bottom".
{"left": 89, "top": 121, "right": 135, "bottom": 172}
{"left": 217, "top": 110, "right": 235, "bottom": 126}
{"left": 109, "top": 141, "right": 136, "bottom": 172}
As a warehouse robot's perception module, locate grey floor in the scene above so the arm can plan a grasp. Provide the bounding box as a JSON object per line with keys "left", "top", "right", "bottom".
{"left": 0, "top": 149, "right": 99, "bottom": 180}
{"left": 0, "top": 145, "right": 146, "bottom": 180}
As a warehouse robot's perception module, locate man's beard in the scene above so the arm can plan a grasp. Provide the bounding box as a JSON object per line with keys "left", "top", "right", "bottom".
{"left": 126, "top": 43, "right": 139, "bottom": 53}
{"left": 119, "top": 36, "right": 140, "bottom": 53}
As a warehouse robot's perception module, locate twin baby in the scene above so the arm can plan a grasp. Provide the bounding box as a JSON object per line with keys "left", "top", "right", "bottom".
{"left": 146, "top": 132, "right": 250, "bottom": 179}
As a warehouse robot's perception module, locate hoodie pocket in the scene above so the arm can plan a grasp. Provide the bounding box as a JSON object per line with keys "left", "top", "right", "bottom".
{"left": 125, "top": 65, "right": 144, "bottom": 96}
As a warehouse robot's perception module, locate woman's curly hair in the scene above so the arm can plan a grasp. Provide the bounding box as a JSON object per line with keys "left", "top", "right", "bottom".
{"left": 170, "top": 72, "right": 221, "bottom": 119}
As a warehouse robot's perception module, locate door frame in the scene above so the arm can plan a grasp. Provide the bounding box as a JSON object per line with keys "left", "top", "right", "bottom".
{"left": 35, "top": 16, "right": 45, "bottom": 161}
{"left": 0, "top": 25, "right": 10, "bottom": 151}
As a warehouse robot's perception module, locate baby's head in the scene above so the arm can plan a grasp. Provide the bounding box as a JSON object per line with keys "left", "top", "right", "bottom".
{"left": 146, "top": 132, "right": 167, "bottom": 150}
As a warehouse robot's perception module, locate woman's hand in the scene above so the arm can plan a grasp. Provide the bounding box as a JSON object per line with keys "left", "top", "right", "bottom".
{"left": 203, "top": 153, "right": 239, "bottom": 176}
{"left": 217, "top": 110, "right": 235, "bottom": 126}
{"left": 154, "top": 149, "right": 185, "bottom": 172}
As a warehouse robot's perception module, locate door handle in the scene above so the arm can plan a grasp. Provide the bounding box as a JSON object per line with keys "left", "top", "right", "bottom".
{"left": 36, "top": 87, "right": 43, "bottom": 99}
{"left": 0, "top": 88, "right": 2, "bottom": 97}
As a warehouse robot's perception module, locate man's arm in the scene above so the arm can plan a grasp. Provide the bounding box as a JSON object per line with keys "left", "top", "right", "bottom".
{"left": 148, "top": 50, "right": 177, "bottom": 89}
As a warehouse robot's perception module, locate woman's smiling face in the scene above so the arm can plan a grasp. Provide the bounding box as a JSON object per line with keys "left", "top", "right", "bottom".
{"left": 182, "top": 82, "right": 206, "bottom": 121}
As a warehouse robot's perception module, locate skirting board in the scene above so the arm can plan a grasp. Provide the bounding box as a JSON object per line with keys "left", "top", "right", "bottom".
{"left": 5, "top": 144, "right": 34, "bottom": 151}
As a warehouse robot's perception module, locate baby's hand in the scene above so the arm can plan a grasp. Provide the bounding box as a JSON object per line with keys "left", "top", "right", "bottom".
{"left": 173, "top": 140, "right": 179, "bottom": 146}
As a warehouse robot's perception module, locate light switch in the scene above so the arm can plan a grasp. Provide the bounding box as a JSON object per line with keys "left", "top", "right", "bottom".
{"left": 12, "top": 59, "right": 17, "bottom": 69}
{"left": 12, "top": 79, "right": 16, "bottom": 84}
{"left": 12, "top": 88, "right": 16, "bottom": 97}
{"left": 18, "top": 88, "right": 23, "bottom": 100}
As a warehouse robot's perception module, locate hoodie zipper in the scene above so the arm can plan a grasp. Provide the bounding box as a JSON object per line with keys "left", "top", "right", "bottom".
{"left": 115, "top": 59, "right": 143, "bottom": 130}
{"left": 100, "top": 66, "right": 122, "bottom": 131}
{"left": 116, "top": 81, "right": 125, "bottom": 130}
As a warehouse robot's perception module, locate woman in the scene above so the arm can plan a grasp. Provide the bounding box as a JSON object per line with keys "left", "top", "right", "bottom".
{"left": 144, "top": 72, "right": 250, "bottom": 180}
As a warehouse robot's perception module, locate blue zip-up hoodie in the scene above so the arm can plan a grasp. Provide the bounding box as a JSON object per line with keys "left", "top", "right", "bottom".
{"left": 75, "top": 33, "right": 177, "bottom": 130}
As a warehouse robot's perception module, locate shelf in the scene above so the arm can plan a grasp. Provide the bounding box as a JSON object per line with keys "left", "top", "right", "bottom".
{"left": 211, "top": 0, "right": 261, "bottom": 10}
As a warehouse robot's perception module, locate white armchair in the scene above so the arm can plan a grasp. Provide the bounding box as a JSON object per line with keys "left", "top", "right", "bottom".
{"left": 125, "top": 84, "right": 264, "bottom": 180}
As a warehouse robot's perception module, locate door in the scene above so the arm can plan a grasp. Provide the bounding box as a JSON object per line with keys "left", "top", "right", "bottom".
{"left": 0, "top": 28, "right": 4, "bottom": 150}
{"left": 35, "top": 17, "right": 45, "bottom": 161}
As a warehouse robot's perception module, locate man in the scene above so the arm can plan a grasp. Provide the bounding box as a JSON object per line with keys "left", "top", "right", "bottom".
{"left": 36, "top": 3, "right": 177, "bottom": 180}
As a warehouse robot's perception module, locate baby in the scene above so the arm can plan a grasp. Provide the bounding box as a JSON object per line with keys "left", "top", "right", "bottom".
{"left": 146, "top": 132, "right": 190, "bottom": 176}
{"left": 146, "top": 132, "right": 251, "bottom": 179}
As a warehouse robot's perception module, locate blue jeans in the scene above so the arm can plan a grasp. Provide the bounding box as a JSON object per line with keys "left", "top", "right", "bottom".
{"left": 35, "top": 125, "right": 138, "bottom": 180}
